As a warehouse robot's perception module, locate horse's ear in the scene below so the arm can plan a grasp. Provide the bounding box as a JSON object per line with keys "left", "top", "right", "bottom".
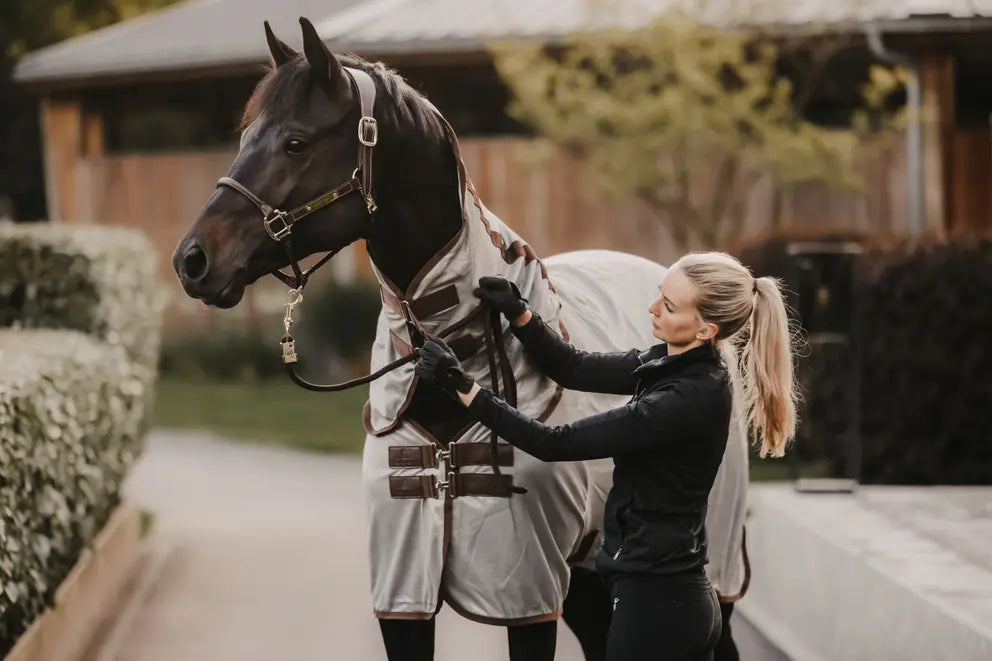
{"left": 264, "top": 21, "right": 296, "bottom": 67}
{"left": 299, "top": 16, "right": 345, "bottom": 90}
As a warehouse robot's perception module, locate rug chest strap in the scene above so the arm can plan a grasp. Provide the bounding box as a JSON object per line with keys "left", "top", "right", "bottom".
{"left": 388, "top": 443, "right": 513, "bottom": 469}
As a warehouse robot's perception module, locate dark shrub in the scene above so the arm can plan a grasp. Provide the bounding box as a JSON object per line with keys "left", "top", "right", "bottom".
{"left": 296, "top": 279, "right": 382, "bottom": 362}
{"left": 159, "top": 329, "right": 283, "bottom": 380}
{"left": 734, "top": 230, "right": 992, "bottom": 484}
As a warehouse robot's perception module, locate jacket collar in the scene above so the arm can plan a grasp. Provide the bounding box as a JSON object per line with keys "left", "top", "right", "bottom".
{"left": 634, "top": 342, "right": 721, "bottom": 379}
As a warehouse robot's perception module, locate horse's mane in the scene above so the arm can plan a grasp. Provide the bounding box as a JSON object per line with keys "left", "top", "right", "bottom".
{"left": 240, "top": 53, "right": 447, "bottom": 143}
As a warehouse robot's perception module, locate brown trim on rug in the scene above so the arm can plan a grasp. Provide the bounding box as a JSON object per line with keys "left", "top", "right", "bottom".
{"left": 362, "top": 374, "right": 418, "bottom": 436}
{"left": 372, "top": 262, "right": 407, "bottom": 304}
{"left": 441, "top": 589, "right": 561, "bottom": 626}
{"left": 566, "top": 530, "right": 600, "bottom": 564}
{"left": 465, "top": 178, "right": 550, "bottom": 281}
{"left": 390, "top": 331, "right": 414, "bottom": 357}
{"left": 374, "top": 610, "right": 436, "bottom": 621}
{"left": 717, "top": 526, "right": 751, "bottom": 604}
{"left": 536, "top": 385, "right": 564, "bottom": 423}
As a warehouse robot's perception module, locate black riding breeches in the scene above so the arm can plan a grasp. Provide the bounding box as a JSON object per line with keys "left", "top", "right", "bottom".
{"left": 606, "top": 570, "right": 721, "bottom": 661}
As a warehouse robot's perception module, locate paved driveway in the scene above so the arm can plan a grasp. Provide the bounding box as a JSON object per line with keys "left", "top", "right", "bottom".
{"left": 113, "top": 430, "right": 784, "bottom": 660}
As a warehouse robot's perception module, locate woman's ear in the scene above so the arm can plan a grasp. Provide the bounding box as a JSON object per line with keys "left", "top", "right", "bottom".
{"left": 697, "top": 321, "right": 719, "bottom": 342}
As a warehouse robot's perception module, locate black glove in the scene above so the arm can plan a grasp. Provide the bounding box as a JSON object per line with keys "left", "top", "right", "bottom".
{"left": 473, "top": 276, "right": 528, "bottom": 320}
{"left": 415, "top": 337, "right": 475, "bottom": 397}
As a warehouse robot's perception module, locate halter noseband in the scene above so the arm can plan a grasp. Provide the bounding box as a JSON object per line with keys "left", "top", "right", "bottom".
{"left": 216, "top": 66, "right": 379, "bottom": 290}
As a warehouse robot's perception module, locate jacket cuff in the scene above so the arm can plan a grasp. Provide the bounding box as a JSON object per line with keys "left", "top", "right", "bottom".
{"left": 467, "top": 387, "right": 495, "bottom": 421}
{"left": 510, "top": 311, "right": 544, "bottom": 341}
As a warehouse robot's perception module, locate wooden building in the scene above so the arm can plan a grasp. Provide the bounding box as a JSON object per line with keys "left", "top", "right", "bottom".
{"left": 14, "top": 0, "right": 992, "bottom": 328}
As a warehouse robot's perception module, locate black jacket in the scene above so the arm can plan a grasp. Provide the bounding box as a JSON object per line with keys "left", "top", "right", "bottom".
{"left": 467, "top": 313, "right": 732, "bottom": 579}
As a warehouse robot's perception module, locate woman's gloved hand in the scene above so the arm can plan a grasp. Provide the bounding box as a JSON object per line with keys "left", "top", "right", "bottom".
{"left": 415, "top": 337, "right": 474, "bottom": 397}
{"left": 473, "top": 276, "right": 528, "bottom": 320}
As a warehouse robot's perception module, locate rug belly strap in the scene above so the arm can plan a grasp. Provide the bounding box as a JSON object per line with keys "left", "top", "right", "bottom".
{"left": 387, "top": 473, "right": 515, "bottom": 499}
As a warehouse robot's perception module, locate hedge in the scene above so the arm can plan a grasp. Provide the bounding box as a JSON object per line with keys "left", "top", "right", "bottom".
{"left": 738, "top": 231, "right": 992, "bottom": 484}
{"left": 0, "top": 223, "right": 161, "bottom": 654}
{"left": 0, "top": 223, "right": 162, "bottom": 375}
{"left": 851, "top": 237, "right": 992, "bottom": 483}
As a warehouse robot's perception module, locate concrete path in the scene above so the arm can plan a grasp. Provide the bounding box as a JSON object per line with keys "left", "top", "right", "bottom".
{"left": 740, "top": 483, "right": 992, "bottom": 661}
{"left": 111, "top": 430, "right": 784, "bottom": 661}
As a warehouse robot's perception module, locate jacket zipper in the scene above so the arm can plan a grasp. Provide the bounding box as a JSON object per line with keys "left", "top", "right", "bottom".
{"left": 613, "top": 546, "right": 623, "bottom": 560}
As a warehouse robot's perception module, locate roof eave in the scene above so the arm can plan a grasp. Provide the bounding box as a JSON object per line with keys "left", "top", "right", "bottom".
{"left": 16, "top": 15, "right": 992, "bottom": 91}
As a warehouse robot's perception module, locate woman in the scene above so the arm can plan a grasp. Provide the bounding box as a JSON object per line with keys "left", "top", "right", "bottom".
{"left": 415, "top": 251, "right": 797, "bottom": 661}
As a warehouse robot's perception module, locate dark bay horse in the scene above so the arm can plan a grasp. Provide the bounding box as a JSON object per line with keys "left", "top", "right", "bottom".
{"left": 173, "top": 17, "right": 624, "bottom": 661}
{"left": 174, "top": 14, "right": 760, "bottom": 659}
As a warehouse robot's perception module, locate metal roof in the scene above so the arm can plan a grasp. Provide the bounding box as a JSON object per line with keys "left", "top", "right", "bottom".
{"left": 13, "top": 0, "right": 363, "bottom": 85}
{"left": 323, "top": 0, "right": 992, "bottom": 53}
{"left": 15, "top": 0, "right": 992, "bottom": 86}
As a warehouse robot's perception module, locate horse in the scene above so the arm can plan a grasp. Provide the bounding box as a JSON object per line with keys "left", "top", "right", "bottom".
{"left": 173, "top": 17, "right": 748, "bottom": 661}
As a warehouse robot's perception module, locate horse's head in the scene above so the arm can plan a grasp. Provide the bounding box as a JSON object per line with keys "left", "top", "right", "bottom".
{"left": 174, "top": 18, "right": 370, "bottom": 308}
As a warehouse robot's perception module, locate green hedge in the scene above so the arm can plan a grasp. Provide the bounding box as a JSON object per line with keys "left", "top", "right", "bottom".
{"left": 0, "top": 223, "right": 161, "bottom": 654}
{"left": 738, "top": 232, "right": 992, "bottom": 484}
{"left": 851, "top": 238, "right": 992, "bottom": 484}
{"left": 0, "top": 223, "right": 163, "bottom": 374}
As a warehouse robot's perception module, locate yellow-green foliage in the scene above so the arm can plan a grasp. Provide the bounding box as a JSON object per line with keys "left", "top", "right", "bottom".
{"left": 0, "top": 223, "right": 162, "bottom": 654}
{"left": 492, "top": 11, "right": 903, "bottom": 248}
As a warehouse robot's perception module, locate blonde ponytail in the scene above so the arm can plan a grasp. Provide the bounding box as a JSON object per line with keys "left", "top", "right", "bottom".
{"left": 740, "top": 276, "right": 797, "bottom": 457}
{"left": 673, "top": 253, "right": 799, "bottom": 458}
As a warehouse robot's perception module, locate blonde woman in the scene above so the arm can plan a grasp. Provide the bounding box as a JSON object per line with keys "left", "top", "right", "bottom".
{"left": 416, "top": 252, "right": 797, "bottom": 661}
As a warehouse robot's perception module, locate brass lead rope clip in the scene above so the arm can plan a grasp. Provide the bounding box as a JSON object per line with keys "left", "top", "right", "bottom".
{"left": 281, "top": 288, "right": 303, "bottom": 364}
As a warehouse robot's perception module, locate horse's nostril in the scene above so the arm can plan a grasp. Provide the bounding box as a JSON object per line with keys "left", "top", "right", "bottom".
{"left": 182, "top": 242, "right": 209, "bottom": 281}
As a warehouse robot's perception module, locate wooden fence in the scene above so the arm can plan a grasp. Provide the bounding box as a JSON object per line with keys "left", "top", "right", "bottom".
{"left": 61, "top": 136, "right": 920, "bottom": 331}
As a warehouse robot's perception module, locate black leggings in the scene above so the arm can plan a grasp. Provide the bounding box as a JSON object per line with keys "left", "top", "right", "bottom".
{"left": 606, "top": 570, "right": 721, "bottom": 661}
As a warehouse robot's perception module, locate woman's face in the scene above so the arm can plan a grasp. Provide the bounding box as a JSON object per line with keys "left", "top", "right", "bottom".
{"left": 648, "top": 268, "right": 715, "bottom": 350}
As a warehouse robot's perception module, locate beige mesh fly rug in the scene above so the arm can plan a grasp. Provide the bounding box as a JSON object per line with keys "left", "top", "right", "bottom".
{"left": 360, "top": 144, "right": 749, "bottom": 622}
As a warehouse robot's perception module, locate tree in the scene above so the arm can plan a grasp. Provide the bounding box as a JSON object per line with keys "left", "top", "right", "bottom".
{"left": 0, "top": 0, "right": 179, "bottom": 220}
{"left": 492, "top": 11, "right": 904, "bottom": 249}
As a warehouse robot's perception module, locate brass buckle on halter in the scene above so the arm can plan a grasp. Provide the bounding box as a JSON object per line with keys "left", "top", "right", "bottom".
{"left": 264, "top": 210, "right": 292, "bottom": 241}
{"left": 358, "top": 116, "right": 378, "bottom": 147}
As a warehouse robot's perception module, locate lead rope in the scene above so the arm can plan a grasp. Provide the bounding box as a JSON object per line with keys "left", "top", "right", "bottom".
{"left": 483, "top": 309, "right": 527, "bottom": 495}
{"left": 279, "top": 286, "right": 418, "bottom": 392}
{"left": 279, "top": 294, "right": 486, "bottom": 392}
{"left": 281, "top": 286, "right": 527, "bottom": 495}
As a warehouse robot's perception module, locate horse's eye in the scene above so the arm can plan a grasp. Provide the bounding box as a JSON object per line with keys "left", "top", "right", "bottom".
{"left": 285, "top": 138, "right": 309, "bottom": 156}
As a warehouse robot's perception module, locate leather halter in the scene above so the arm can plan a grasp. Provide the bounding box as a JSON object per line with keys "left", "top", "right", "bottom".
{"left": 216, "top": 66, "right": 379, "bottom": 290}
{"left": 213, "top": 66, "right": 523, "bottom": 493}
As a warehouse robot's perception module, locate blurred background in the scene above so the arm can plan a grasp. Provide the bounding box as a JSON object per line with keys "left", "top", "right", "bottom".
{"left": 1, "top": 1, "right": 990, "bottom": 660}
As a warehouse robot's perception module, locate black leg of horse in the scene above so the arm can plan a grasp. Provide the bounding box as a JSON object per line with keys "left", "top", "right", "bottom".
{"left": 507, "top": 620, "right": 557, "bottom": 661}
{"left": 378, "top": 618, "right": 436, "bottom": 661}
{"left": 561, "top": 568, "right": 611, "bottom": 661}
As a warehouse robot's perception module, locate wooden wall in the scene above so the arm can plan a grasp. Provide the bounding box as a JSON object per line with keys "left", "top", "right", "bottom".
{"left": 43, "top": 97, "right": 991, "bottom": 332}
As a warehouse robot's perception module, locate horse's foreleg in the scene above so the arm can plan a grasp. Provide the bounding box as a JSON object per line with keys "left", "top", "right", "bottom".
{"left": 562, "top": 568, "right": 611, "bottom": 661}
{"left": 378, "top": 618, "right": 436, "bottom": 661}
{"left": 507, "top": 620, "right": 557, "bottom": 661}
